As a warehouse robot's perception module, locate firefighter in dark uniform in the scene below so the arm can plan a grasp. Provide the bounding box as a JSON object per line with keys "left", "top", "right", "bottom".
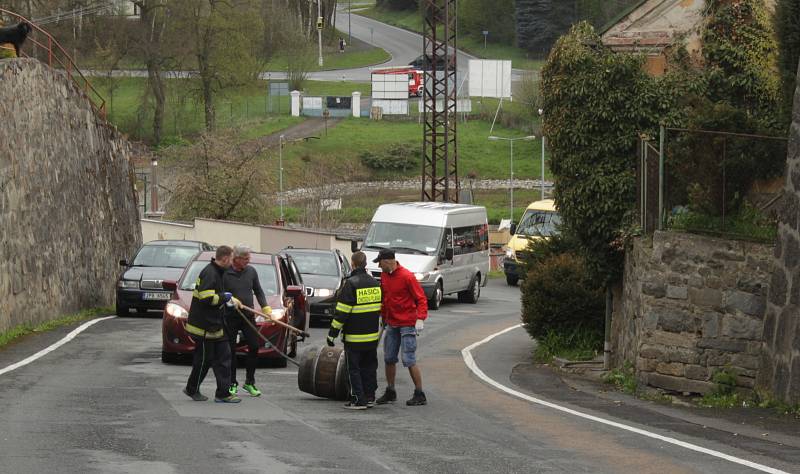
{"left": 183, "top": 245, "right": 242, "bottom": 403}
{"left": 327, "top": 251, "right": 382, "bottom": 410}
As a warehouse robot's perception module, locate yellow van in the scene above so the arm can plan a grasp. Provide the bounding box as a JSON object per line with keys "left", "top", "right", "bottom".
{"left": 503, "top": 199, "right": 561, "bottom": 285}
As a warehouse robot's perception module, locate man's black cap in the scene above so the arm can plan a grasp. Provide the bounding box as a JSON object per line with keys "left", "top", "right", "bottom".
{"left": 372, "top": 249, "right": 395, "bottom": 263}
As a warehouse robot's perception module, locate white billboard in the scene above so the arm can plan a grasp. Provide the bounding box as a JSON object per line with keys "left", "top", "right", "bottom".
{"left": 468, "top": 59, "right": 512, "bottom": 98}
{"left": 372, "top": 73, "right": 408, "bottom": 100}
{"left": 372, "top": 99, "right": 409, "bottom": 115}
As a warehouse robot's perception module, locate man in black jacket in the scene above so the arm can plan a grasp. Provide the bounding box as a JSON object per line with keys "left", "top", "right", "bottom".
{"left": 184, "top": 245, "right": 241, "bottom": 403}
{"left": 327, "top": 251, "right": 382, "bottom": 409}
{"left": 224, "top": 245, "right": 272, "bottom": 397}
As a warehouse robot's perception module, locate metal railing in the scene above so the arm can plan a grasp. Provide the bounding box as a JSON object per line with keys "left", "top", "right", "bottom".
{"left": 637, "top": 126, "right": 787, "bottom": 241}
{"left": 0, "top": 9, "right": 106, "bottom": 118}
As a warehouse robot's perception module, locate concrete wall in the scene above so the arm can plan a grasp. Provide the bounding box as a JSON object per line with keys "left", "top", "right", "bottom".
{"left": 141, "top": 218, "right": 357, "bottom": 258}
{"left": 0, "top": 59, "right": 141, "bottom": 332}
{"left": 758, "top": 64, "right": 800, "bottom": 405}
{"left": 612, "top": 231, "right": 773, "bottom": 394}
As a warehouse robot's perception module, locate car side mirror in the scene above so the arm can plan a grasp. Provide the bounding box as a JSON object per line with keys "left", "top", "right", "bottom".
{"left": 445, "top": 248, "right": 454, "bottom": 261}
{"left": 510, "top": 223, "right": 517, "bottom": 235}
{"left": 119, "top": 259, "right": 129, "bottom": 267}
{"left": 163, "top": 280, "right": 177, "bottom": 291}
{"left": 286, "top": 285, "right": 304, "bottom": 297}
{"left": 351, "top": 241, "right": 359, "bottom": 253}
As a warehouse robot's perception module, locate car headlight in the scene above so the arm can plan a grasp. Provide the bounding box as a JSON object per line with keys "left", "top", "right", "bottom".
{"left": 505, "top": 248, "right": 515, "bottom": 260}
{"left": 316, "top": 288, "right": 334, "bottom": 297}
{"left": 165, "top": 302, "right": 188, "bottom": 319}
{"left": 414, "top": 272, "right": 430, "bottom": 281}
{"left": 256, "top": 308, "right": 286, "bottom": 323}
{"left": 118, "top": 280, "right": 139, "bottom": 289}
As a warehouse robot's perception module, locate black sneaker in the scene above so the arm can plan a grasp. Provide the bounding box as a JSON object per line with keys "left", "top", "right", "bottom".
{"left": 406, "top": 390, "right": 427, "bottom": 406}
{"left": 375, "top": 388, "right": 397, "bottom": 405}
{"left": 183, "top": 388, "right": 208, "bottom": 402}
{"left": 343, "top": 401, "right": 368, "bottom": 410}
{"left": 366, "top": 396, "right": 376, "bottom": 408}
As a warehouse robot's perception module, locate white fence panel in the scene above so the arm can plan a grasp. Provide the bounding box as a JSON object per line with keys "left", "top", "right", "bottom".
{"left": 372, "top": 99, "right": 409, "bottom": 115}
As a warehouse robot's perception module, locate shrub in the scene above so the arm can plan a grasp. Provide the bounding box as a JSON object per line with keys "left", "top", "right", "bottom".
{"left": 521, "top": 252, "right": 604, "bottom": 342}
{"left": 359, "top": 143, "right": 419, "bottom": 172}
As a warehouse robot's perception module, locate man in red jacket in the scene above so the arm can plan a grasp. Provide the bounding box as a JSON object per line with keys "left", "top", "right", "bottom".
{"left": 373, "top": 249, "right": 429, "bottom": 406}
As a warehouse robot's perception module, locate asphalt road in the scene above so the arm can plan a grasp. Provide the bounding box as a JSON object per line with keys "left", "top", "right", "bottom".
{"left": 0, "top": 279, "right": 796, "bottom": 473}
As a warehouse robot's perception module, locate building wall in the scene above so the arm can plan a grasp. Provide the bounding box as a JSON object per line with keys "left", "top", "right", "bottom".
{"left": 612, "top": 231, "right": 773, "bottom": 394}
{"left": 758, "top": 64, "right": 800, "bottom": 405}
{"left": 141, "top": 218, "right": 358, "bottom": 258}
{"left": 0, "top": 59, "right": 141, "bottom": 332}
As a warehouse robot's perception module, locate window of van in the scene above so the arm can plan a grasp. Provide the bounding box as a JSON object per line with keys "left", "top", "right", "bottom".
{"left": 517, "top": 210, "right": 561, "bottom": 237}
{"left": 453, "top": 224, "right": 489, "bottom": 255}
{"left": 364, "top": 223, "right": 443, "bottom": 256}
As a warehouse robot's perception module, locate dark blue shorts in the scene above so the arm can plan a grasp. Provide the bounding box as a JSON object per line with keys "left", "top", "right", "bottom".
{"left": 383, "top": 325, "right": 417, "bottom": 367}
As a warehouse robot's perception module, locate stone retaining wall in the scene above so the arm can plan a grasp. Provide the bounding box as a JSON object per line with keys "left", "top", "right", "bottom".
{"left": 612, "top": 231, "right": 773, "bottom": 394}
{"left": 0, "top": 59, "right": 141, "bottom": 333}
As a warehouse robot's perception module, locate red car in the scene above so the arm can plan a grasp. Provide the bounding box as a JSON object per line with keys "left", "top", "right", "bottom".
{"left": 161, "top": 251, "right": 309, "bottom": 367}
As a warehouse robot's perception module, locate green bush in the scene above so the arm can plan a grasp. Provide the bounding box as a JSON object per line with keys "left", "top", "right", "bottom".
{"left": 359, "top": 143, "right": 419, "bottom": 172}
{"left": 521, "top": 252, "right": 604, "bottom": 342}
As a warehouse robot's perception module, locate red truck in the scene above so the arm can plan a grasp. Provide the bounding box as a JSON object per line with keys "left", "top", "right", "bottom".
{"left": 371, "top": 66, "right": 424, "bottom": 97}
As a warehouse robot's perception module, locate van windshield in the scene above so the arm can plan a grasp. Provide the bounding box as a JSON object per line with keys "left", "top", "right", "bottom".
{"left": 364, "top": 223, "right": 442, "bottom": 256}
{"left": 517, "top": 210, "right": 561, "bottom": 237}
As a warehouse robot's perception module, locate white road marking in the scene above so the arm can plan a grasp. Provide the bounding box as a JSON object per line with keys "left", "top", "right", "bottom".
{"left": 0, "top": 316, "right": 116, "bottom": 377}
{"left": 461, "top": 324, "right": 790, "bottom": 474}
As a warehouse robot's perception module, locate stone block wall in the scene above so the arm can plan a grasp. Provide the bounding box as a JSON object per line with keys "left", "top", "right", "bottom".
{"left": 758, "top": 65, "right": 800, "bottom": 405}
{"left": 612, "top": 231, "right": 773, "bottom": 394}
{"left": 0, "top": 59, "right": 142, "bottom": 333}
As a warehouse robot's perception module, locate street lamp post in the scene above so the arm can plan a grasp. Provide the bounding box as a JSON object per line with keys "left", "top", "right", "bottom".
{"left": 150, "top": 157, "right": 158, "bottom": 214}
{"left": 279, "top": 134, "right": 285, "bottom": 222}
{"left": 539, "top": 108, "right": 545, "bottom": 200}
{"left": 317, "top": 0, "right": 323, "bottom": 67}
{"left": 348, "top": 0, "right": 352, "bottom": 46}
{"left": 488, "top": 135, "right": 536, "bottom": 223}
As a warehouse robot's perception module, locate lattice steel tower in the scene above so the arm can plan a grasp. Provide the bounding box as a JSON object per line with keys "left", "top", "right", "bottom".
{"left": 421, "top": 0, "right": 459, "bottom": 203}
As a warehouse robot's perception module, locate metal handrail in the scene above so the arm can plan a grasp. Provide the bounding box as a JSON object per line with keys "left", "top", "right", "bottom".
{"left": 0, "top": 8, "right": 106, "bottom": 118}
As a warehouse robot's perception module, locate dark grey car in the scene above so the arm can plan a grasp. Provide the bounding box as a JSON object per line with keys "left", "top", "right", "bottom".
{"left": 116, "top": 240, "right": 213, "bottom": 317}
{"left": 280, "top": 248, "right": 350, "bottom": 325}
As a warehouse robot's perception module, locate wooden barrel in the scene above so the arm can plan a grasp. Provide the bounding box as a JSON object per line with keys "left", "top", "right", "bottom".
{"left": 297, "top": 346, "right": 350, "bottom": 400}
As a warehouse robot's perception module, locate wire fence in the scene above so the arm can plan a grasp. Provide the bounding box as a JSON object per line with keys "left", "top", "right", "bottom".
{"left": 638, "top": 126, "right": 787, "bottom": 242}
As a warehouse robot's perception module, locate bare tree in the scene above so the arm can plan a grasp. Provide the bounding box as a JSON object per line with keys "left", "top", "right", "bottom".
{"left": 164, "top": 131, "right": 275, "bottom": 223}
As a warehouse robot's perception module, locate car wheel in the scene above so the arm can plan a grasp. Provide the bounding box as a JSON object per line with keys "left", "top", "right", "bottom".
{"left": 116, "top": 301, "right": 130, "bottom": 317}
{"left": 458, "top": 275, "right": 480, "bottom": 304}
{"left": 506, "top": 274, "right": 519, "bottom": 286}
{"left": 161, "top": 351, "right": 179, "bottom": 364}
{"left": 428, "top": 281, "right": 443, "bottom": 310}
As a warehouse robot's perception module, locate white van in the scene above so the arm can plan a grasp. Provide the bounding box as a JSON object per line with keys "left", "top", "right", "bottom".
{"left": 357, "top": 202, "right": 490, "bottom": 309}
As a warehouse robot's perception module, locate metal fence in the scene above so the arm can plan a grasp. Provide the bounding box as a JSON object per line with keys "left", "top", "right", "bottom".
{"left": 637, "top": 126, "right": 787, "bottom": 241}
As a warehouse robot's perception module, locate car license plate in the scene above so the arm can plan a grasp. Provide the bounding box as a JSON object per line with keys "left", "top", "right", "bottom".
{"left": 143, "top": 292, "right": 171, "bottom": 301}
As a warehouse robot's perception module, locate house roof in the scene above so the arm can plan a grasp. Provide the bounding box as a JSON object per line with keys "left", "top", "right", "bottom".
{"left": 600, "top": 0, "right": 707, "bottom": 52}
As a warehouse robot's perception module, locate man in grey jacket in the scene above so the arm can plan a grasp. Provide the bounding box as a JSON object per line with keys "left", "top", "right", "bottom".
{"left": 223, "top": 244, "right": 271, "bottom": 397}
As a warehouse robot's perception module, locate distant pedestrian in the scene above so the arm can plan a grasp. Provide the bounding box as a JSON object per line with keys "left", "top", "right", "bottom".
{"left": 339, "top": 37, "right": 345, "bottom": 53}
{"left": 224, "top": 244, "right": 272, "bottom": 398}
{"left": 327, "top": 251, "right": 382, "bottom": 409}
{"left": 184, "top": 245, "right": 242, "bottom": 404}
{"left": 373, "top": 249, "right": 429, "bottom": 406}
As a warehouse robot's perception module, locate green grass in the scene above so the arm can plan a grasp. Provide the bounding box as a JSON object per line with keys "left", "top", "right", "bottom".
{"left": 532, "top": 328, "right": 601, "bottom": 363}
{"left": 239, "top": 116, "right": 307, "bottom": 140}
{"left": 266, "top": 36, "right": 390, "bottom": 72}
{"left": 604, "top": 362, "right": 638, "bottom": 394}
{"left": 96, "top": 77, "right": 371, "bottom": 143}
{"left": 0, "top": 307, "right": 113, "bottom": 349}
{"left": 667, "top": 203, "right": 777, "bottom": 243}
{"left": 279, "top": 118, "right": 547, "bottom": 189}
{"left": 355, "top": 7, "right": 544, "bottom": 70}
